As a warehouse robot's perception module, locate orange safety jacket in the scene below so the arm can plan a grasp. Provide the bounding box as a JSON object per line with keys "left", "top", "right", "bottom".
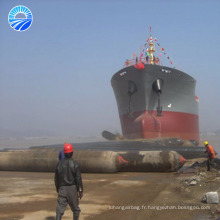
{"left": 205, "top": 145, "right": 215, "bottom": 159}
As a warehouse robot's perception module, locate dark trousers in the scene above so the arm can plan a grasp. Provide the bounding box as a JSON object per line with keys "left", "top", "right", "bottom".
{"left": 56, "top": 185, "right": 81, "bottom": 216}
{"left": 207, "top": 158, "right": 214, "bottom": 171}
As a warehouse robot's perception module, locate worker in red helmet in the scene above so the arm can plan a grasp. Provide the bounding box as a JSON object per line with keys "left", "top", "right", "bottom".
{"left": 55, "top": 143, "right": 83, "bottom": 220}
{"left": 204, "top": 141, "right": 216, "bottom": 171}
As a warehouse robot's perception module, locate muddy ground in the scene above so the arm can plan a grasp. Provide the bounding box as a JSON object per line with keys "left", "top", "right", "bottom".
{"left": 1, "top": 159, "right": 220, "bottom": 220}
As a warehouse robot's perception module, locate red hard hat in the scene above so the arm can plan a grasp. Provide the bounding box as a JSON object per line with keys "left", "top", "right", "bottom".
{"left": 64, "top": 143, "right": 73, "bottom": 153}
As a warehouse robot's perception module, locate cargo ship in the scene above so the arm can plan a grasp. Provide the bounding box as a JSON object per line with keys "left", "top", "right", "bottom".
{"left": 111, "top": 30, "right": 199, "bottom": 143}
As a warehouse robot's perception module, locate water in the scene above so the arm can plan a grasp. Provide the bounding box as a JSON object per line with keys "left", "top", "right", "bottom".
{"left": 0, "top": 136, "right": 105, "bottom": 149}
{"left": 0, "top": 135, "right": 219, "bottom": 157}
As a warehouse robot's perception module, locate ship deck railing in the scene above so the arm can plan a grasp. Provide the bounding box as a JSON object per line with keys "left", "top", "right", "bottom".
{"left": 123, "top": 57, "right": 162, "bottom": 68}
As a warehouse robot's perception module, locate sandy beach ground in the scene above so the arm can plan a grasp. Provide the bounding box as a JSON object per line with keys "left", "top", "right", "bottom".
{"left": 1, "top": 167, "right": 220, "bottom": 220}
{"left": 0, "top": 136, "right": 220, "bottom": 220}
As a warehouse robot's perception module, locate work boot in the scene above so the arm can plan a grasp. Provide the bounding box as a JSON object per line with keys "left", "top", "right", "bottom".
{"left": 73, "top": 212, "right": 80, "bottom": 220}
{"left": 56, "top": 213, "right": 63, "bottom": 220}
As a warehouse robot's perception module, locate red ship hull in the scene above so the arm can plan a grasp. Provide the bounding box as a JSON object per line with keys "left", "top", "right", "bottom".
{"left": 120, "top": 110, "right": 199, "bottom": 142}
{"left": 112, "top": 64, "right": 199, "bottom": 143}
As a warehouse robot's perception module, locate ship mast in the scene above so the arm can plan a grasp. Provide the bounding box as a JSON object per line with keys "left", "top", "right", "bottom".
{"left": 147, "top": 35, "right": 156, "bottom": 65}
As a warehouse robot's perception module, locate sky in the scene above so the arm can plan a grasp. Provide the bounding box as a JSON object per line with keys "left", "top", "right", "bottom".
{"left": 0, "top": 0, "right": 220, "bottom": 138}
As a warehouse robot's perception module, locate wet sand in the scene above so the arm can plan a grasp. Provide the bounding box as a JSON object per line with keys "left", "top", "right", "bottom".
{"left": 0, "top": 169, "right": 217, "bottom": 220}
{"left": 0, "top": 136, "right": 220, "bottom": 219}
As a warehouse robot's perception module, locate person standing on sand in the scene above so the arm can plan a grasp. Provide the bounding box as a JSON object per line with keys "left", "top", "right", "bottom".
{"left": 55, "top": 143, "right": 83, "bottom": 220}
{"left": 204, "top": 141, "right": 215, "bottom": 171}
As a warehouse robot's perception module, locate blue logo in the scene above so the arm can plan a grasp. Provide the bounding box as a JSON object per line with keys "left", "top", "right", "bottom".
{"left": 8, "top": 5, "right": 33, "bottom": 31}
